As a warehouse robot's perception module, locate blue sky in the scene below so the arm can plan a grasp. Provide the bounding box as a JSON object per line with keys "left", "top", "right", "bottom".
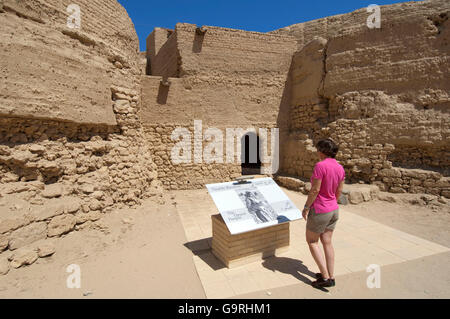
{"left": 117, "top": 0, "right": 415, "bottom": 52}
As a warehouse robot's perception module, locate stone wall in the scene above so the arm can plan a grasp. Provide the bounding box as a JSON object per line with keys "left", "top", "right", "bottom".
{"left": 0, "top": 0, "right": 162, "bottom": 258}
{"left": 142, "top": 121, "right": 278, "bottom": 189}
{"left": 174, "top": 23, "right": 297, "bottom": 77}
{"left": 142, "top": 25, "right": 296, "bottom": 189}
{"left": 0, "top": 0, "right": 141, "bottom": 124}
{"left": 275, "top": 0, "right": 450, "bottom": 198}
{"left": 143, "top": 124, "right": 241, "bottom": 190}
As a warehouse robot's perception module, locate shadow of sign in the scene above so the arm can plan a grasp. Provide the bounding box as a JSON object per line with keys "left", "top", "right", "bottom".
{"left": 184, "top": 238, "right": 226, "bottom": 271}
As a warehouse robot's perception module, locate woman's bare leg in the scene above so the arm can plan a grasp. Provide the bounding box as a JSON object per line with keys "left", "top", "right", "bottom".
{"left": 320, "top": 229, "right": 335, "bottom": 280}
{"left": 306, "top": 229, "right": 330, "bottom": 280}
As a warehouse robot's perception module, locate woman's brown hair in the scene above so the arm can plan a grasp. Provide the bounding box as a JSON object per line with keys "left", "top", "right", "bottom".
{"left": 316, "top": 139, "right": 339, "bottom": 158}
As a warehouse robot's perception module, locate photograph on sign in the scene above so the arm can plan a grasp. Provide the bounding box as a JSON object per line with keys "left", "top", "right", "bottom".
{"left": 206, "top": 177, "right": 302, "bottom": 235}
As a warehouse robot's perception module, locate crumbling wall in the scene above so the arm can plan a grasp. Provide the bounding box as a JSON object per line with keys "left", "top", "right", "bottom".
{"left": 277, "top": 0, "right": 450, "bottom": 198}
{"left": 0, "top": 0, "right": 162, "bottom": 260}
{"left": 142, "top": 24, "right": 297, "bottom": 189}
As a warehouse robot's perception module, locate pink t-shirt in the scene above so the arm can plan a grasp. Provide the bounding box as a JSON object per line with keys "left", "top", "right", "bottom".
{"left": 310, "top": 158, "right": 345, "bottom": 214}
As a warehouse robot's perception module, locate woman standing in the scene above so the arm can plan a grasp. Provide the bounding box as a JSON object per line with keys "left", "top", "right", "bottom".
{"left": 302, "top": 139, "right": 345, "bottom": 288}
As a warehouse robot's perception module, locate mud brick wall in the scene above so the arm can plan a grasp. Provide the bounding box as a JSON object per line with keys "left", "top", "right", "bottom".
{"left": 0, "top": 0, "right": 162, "bottom": 257}
{"left": 141, "top": 25, "right": 297, "bottom": 189}
{"left": 143, "top": 123, "right": 278, "bottom": 190}
{"left": 276, "top": 1, "right": 450, "bottom": 198}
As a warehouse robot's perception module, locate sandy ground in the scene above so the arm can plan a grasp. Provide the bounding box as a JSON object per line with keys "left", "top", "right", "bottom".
{"left": 344, "top": 199, "right": 450, "bottom": 248}
{"left": 0, "top": 189, "right": 449, "bottom": 299}
{"left": 0, "top": 193, "right": 205, "bottom": 298}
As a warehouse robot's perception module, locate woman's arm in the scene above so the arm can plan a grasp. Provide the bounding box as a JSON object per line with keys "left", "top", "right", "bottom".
{"left": 335, "top": 180, "right": 345, "bottom": 202}
{"left": 302, "top": 178, "right": 321, "bottom": 220}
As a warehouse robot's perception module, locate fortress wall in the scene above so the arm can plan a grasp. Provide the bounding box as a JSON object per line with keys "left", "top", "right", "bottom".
{"left": 141, "top": 76, "right": 278, "bottom": 189}
{"left": 0, "top": 0, "right": 162, "bottom": 252}
{"left": 174, "top": 23, "right": 297, "bottom": 76}
{"left": 142, "top": 122, "right": 278, "bottom": 190}
{"left": 0, "top": 0, "right": 141, "bottom": 124}
{"left": 143, "top": 24, "right": 296, "bottom": 128}
{"left": 276, "top": 0, "right": 450, "bottom": 197}
{"left": 271, "top": 1, "right": 448, "bottom": 47}
{"left": 141, "top": 25, "right": 296, "bottom": 189}
{"left": 140, "top": 75, "right": 287, "bottom": 126}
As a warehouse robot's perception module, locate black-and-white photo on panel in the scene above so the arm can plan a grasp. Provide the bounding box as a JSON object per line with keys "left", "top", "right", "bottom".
{"left": 206, "top": 177, "right": 302, "bottom": 235}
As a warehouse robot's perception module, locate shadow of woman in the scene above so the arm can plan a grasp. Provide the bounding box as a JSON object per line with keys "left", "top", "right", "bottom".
{"left": 262, "top": 256, "right": 330, "bottom": 292}
{"left": 262, "top": 256, "right": 316, "bottom": 285}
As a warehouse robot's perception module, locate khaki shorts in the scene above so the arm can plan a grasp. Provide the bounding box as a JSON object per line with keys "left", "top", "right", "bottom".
{"left": 306, "top": 207, "right": 339, "bottom": 234}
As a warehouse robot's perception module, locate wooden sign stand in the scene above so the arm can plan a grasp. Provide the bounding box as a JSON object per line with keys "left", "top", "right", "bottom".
{"left": 211, "top": 214, "right": 290, "bottom": 268}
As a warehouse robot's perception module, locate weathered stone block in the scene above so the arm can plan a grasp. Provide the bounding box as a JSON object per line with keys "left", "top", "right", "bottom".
{"left": 47, "top": 215, "right": 76, "bottom": 237}
{"left": 9, "top": 222, "right": 47, "bottom": 250}
{"left": 390, "top": 187, "right": 407, "bottom": 194}
{"left": 0, "top": 218, "right": 29, "bottom": 235}
{"left": 37, "top": 241, "right": 56, "bottom": 258}
{"left": 379, "top": 168, "right": 402, "bottom": 178}
{"left": 80, "top": 184, "right": 95, "bottom": 194}
{"left": 9, "top": 248, "right": 38, "bottom": 269}
{"left": 113, "top": 100, "right": 132, "bottom": 114}
{"left": 0, "top": 258, "right": 9, "bottom": 276}
{"left": 89, "top": 199, "right": 103, "bottom": 211}
{"left": 65, "top": 200, "right": 81, "bottom": 214}
{"left": 410, "top": 186, "right": 425, "bottom": 194}
{"left": 275, "top": 176, "right": 305, "bottom": 191}
{"left": 0, "top": 234, "right": 9, "bottom": 252}
{"left": 348, "top": 191, "right": 364, "bottom": 204}
{"left": 34, "top": 203, "right": 65, "bottom": 222}
{"left": 442, "top": 190, "right": 450, "bottom": 199}
{"left": 42, "top": 184, "right": 63, "bottom": 198}
{"left": 29, "top": 144, "right": 46, "bottom": 154}
{"left": 377, "top": 193, "right": 397, "bottom": 203}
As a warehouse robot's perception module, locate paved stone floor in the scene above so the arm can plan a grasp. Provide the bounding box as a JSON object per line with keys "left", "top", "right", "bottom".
{"left": 172, "top": 188, "right": 450, "bottom": 299}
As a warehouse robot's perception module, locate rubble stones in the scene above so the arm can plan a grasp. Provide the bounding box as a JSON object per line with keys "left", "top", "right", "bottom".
{"left": 275, "top": 176, "right": 306, "bottom": 191}
{"left": 9, "top": 248, "right": 39, "bottom": 269}
{"left": 80, "top": 184, "right": 95, "bottom": 194}
{"left": 377, "top": 193, "right": 398, "bottom": 203}
{"left": 0, "top": 234, "right": 8, "bottom": 252}
{"left": 34, "top": 203, "right": 65, "bottom": 221}
{"left": 0, "top": 218, "right": 29, "bottom": 235}
{"left": 47, "top": 215, "right": 77, "bottom": 237}
{"left": 348, "top": 191, "right": 364, "bottom": 205}
{"left": 42, "top": 184, "right": 63, "bottom": 198}
{"left": 9, "top": 222, "right": 47, "bottom": 250}
{"left": 65, "top": 200, "right": 81, "bottom": 214}
{"left": 0, "top": 258, "right": 9, "bottom": 276}
{"left": 37, "top": 242, "right": 56, "bottom": 258}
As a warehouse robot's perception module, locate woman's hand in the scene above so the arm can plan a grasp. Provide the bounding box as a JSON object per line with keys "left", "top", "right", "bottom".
{"left": 302, "top": 207, "right": 310, "bottom": 220}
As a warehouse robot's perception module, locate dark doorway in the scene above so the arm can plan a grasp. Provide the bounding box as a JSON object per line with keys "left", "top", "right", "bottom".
{"left": 241, "top": 132, "right": 262, "bottom": 175}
